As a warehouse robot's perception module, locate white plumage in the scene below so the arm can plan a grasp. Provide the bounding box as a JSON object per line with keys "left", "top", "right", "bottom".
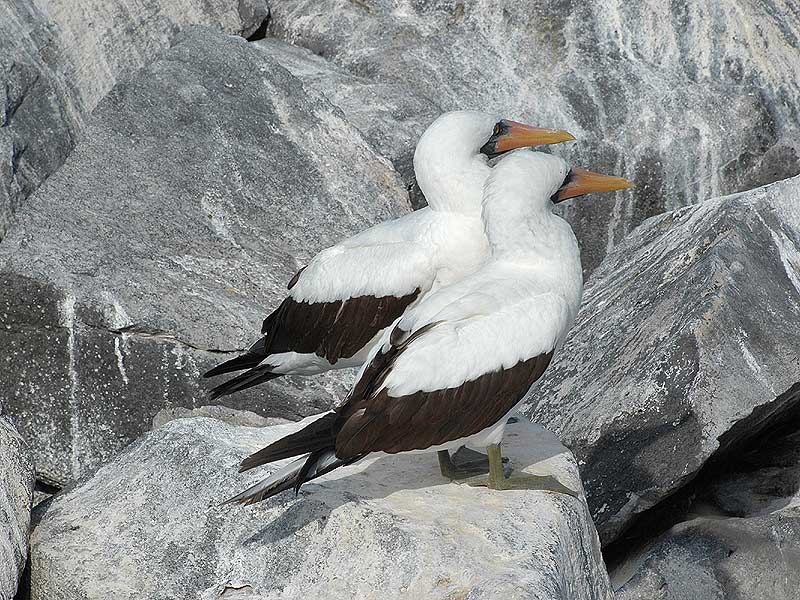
{"left": 206, "top": 111, "right": 575, "bottom": 397}
{"left": 227, "top": 148, "right": 638, "bottom": 504}
{"left": 364, "top": 151, "right": 584, "bottom": 441}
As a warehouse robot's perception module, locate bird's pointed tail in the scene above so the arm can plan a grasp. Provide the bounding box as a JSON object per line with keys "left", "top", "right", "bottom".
{"left": 225, "top": 449, "right": 361, "bottom": 506}
{"left": 206, "top": 366, "right": 282, "bottom": 401}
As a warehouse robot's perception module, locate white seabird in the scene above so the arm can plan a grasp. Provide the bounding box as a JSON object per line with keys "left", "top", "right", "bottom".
{"left": 227, "top": 149, "right": 633, "bottom": 504}
{"left": 204, "top": 111, "right": 575, "bottom": 399}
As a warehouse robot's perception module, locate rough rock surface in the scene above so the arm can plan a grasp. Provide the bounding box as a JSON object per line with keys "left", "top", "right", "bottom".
{"left": 252, "top": 38, "right": 439, "bottom": 208}
{"left": 526, "top": 174, "right": 800, "bottom": 544}
{"left": 613, "top": 422, "right": 800, "bottom": 599}
{"left": 0, "top": 417, "right": 35, "bottom": 600}
{"left": 29, "top": 417, "right": 612, "bottom": 600}
{"left": 152, "top": 405, "right": 290, "bottom": 429}
{"left": 0, "top": 28, "right": 410, "bottom": 485}
{"left": 0, "top": 0, "right": 268, "bottom": 237}
{"left": 268, "top": 0, "right": 800, "bottom": 273}
{"left": 615, "top": 508, "right": 800, "bottom": 600}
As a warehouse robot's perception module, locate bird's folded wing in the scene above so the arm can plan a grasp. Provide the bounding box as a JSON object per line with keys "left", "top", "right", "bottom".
{"left": 334, "top": 292, "right": 569, "bottom": 458}
{"left": 261, "top": 232, "right": 436, "bottom": 365}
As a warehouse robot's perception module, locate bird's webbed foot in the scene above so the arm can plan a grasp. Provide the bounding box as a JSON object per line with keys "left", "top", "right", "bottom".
{"left": 456, "top": 443, "right": 579, "bottom": 497}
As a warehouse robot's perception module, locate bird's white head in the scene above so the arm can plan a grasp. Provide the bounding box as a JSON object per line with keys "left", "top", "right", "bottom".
{"left": 413, "top": 111, "right": 574, "bottom": 214}
{"left": 482, "top": 149, "right": 633, "bottom": 255}
{"left": 485, "top": 151, "right": 570, "bottom": 215}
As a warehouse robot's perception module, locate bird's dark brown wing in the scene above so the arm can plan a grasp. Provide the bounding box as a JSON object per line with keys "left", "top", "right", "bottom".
{"left": 332, "top": 323, "right": 553, "bottom": 458}
{"left": 261, "top": 289, "right": 420, "bottom": 365}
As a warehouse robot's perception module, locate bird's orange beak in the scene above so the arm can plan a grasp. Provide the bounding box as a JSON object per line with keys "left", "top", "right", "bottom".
{"left": 480, "top": 120, "right": 575, "bottom": 157}
{"left": 552, "top": 168, "right": 633, "bottom": 203}
{"left": 496, "top": 121, "right": 576, "bottom": 152}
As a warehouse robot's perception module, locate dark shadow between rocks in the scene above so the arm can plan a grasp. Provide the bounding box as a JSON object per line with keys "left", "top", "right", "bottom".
{"left": 246, "top": 10, "right": 270, "bottom": 42}
{"left": 12, "top": 556, "right": 31, "bottom": 600}
{"left": 603, "top": 381, "right": 800, "bottom": 572}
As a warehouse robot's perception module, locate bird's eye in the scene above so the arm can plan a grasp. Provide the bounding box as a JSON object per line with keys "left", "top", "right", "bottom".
{"left": 493, "top": 123, "right": 502, "bottom": 136}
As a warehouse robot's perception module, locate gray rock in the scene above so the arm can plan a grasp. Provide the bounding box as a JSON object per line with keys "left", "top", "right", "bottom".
{"left": 614, "top": 508, "right": 800, "bottom": 600}
{"left": 252, "top": 38, "right": 439, "bottom": 208}
{"left": 0, "top": 28, "right": 410, "bottom": 485}
{"left": 267, "top": 0, "right": 800, "bottom": 273}
{"left": 0, "top": 417, "right": 34, "bottom": 600}
{"left": 152, "top": 405, "right": 291, "bottom": 429}
{"left": 526, "top": 174, "right": 800, "bottom": 544}
{"left": 0, "top": 0, "right": 81, "bottom": 238}
{"left": 29, "top": 417, "right": 613, "bottom": 600}
{"left": 613, "top": 419, "right": 800, "bottom": 600}
{"left": 0, "top": 0, "right": 268, "bottom": 237}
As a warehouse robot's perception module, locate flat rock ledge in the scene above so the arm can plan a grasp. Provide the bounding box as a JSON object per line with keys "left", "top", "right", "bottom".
{"left": 29, "top": 417, "right": 612, "bottom": 600}
{"left": 0, "top": 417, "right": 34, "bottom": 600}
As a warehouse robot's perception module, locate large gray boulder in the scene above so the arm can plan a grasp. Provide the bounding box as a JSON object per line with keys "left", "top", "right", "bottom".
{"left": 526, "top": 174, "right": 800, "bottom": 544}
{"left": 0, "top": 28, "right": 410, "bottom": 486}
{"left": 0, "top": 417, "right": 34, "bottom": 600}
{"left": 615, "top": 509, "right": 800, "bottom": 600}
{"left": 0, "top": 0, "right": 268, "bottom": 237}
{"left": 29, "top": 417, "right": 613, "bottom": 600}
{"left": 267, "top": 0, "right": 800, "bottom": 273}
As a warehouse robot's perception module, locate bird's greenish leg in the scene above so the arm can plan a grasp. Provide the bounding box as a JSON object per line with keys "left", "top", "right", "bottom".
{"left": 460, "top": 443, "right": 580, "bottom": 497}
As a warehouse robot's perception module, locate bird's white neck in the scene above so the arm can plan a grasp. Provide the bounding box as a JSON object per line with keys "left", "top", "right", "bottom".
{"left": 481, "top": 174, "right": 581, "bottom": 267}
{"left": 413, "top": 145, "right": 490, "bottom": 216}
{"left": 484, "top": 205, "right": 570, "bottom": 257}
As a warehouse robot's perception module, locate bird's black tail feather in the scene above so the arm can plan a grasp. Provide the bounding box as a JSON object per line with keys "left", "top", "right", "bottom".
{"left": 203, "top": 337, "right": 269, "bottom": 378}
{"left": 240, "top": 412, "right": 338, "bottom": 471}
{"left": 225, "top": 447, "right": 362, "bottom": 505}
{"left": 206, "top": 366, "right": 282, "bottom": 401}
{"left": 203, "top": 352, "right": 263, "bottom": 378}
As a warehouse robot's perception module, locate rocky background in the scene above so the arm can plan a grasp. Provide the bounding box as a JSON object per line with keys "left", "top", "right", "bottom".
{"left": 0, "top": 1, "right": 798, "bottom": 599}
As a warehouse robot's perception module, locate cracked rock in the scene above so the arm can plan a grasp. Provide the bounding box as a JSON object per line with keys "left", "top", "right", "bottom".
{"left": 0, "top": 417, "right": 34, "bottom": 600}
{"left": 0, "top": 28, "right": 410, "bottom": 485}
{"left": 526, "top": 174, "right": 800, "bottom": 544}
{"left": 29, "top": 417, "right": 613, "bottom": 600}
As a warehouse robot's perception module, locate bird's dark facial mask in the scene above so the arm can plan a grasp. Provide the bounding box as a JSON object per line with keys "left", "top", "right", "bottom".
{"left": 550, "top": 168, "right": 633, "bottom": 203}
{"left": 479, "top": 119, "right": 575, "bottom": 158}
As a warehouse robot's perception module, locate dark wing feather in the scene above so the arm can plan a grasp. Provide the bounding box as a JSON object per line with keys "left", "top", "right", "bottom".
{"left": 259, "top": 291, "right": 420, "bottom": 365}
{"left": 334, "top": 350, "right": 553, "bottom": 459}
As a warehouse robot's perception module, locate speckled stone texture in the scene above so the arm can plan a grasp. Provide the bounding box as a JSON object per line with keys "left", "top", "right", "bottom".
{"left": 29, "top": 417, "right": 612, "bottom": 600}
{"left": 0, "top": 28, "right": 410, "bottom": 486}
{"left": 0, "top": 0, "right": 268, "bottom": 237}
{"left": 267, "top": 0, "right": 800, "bottom": 274}
{"left": 526, "top": 174, "right": 800, "bottom": 544}
{"left": 251, "top": 38, "right": 440, "bottom": 209}
{"left": 0, "top": 417, "right": 34, "bottom": 600}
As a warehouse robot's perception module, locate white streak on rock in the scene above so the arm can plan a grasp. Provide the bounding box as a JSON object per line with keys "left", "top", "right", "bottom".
{"left": 737, "top": 331, "right": 775, "bottom": 397}
{"left": 114, "top": 337, "right": 129, "bottom": 385}
{"left": 58, "top": 291, "right": 80, "bottom": 478}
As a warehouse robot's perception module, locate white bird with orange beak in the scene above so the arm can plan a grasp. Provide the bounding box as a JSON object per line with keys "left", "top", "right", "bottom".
{"left": 204, "top": 111, "right": 575, "bottom": 399}
{"left": 227, "top": 149, "right": 633, "bottom": 504}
